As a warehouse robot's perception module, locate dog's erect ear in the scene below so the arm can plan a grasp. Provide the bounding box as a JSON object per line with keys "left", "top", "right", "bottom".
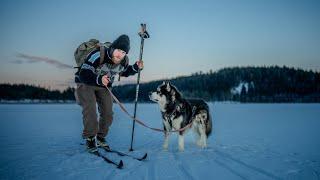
{"left": 177, "top": 104, "right": 183, "bottom": 112}
{"left": 177, "top": 105, "right": 181, "bottom": 112}
{"left": 171, "top": 89, "right": 176, "bottom": 96}
{"left": 162, "top": 81, "right": 166, "bottom": 86}
{"left": 171, "top": 89, "right": 176, "bottom": 101}
{"left": 166, "top": 82, "right": 171, "bottom": 92}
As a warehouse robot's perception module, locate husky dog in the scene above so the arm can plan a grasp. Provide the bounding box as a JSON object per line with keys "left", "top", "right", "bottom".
{"left": 149, "top": 81, "right": 212, "bottom": 151}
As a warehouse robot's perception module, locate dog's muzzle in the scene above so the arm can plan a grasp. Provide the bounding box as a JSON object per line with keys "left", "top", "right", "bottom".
{"left": 149, "top": 92, "right": 158, "bottom": 102}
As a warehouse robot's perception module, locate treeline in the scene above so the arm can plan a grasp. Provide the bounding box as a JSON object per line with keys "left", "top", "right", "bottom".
{"left": 113, "top": 66, "right": 320, "bottom": 103}
{"left": 0, "top": 84, "right": 74, "bottom": 101}
{"left": 1, "top": 66, "right": 320, "bottom": 103}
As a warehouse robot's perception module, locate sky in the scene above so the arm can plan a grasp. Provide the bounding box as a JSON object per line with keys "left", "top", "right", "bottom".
{"left": 0, "top": 0, "right": 319, "bottom": 90}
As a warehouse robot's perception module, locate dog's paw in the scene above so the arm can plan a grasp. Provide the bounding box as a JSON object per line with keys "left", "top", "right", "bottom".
{"left": 163, "top": 144, "right": 168, "bottom": 150}
{"left": 178, "top": 145, "right": 184, "bottom": 152}
{"left": 199, "top": 143, "right": 207, "bottom": 149}
{"left": 196, "top": 140, "right": 207, "bottom": 148}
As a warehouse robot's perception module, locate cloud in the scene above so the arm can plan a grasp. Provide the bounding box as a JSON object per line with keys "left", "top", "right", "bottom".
{"left": 15, "top": 53, "right": 73, "bottom": 69}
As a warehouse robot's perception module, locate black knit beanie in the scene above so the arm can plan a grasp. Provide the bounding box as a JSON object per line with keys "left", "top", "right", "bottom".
{"left": 110, "top": 34, "right": 130, "bottom": 54}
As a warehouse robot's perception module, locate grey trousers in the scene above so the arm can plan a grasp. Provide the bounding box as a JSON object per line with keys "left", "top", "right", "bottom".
{"left": 75, "top": 83, "right": 113, "bottom": 139}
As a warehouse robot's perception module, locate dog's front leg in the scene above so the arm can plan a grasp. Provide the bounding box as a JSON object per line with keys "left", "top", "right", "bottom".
{"left": 178, "top": 132, "right": 185, "bottom": 151}
{"left": 199, "top": 123, "right": 207, "bottom": 148}
{"left": 195, "top": 113, "right": 208, "bottom": 148}
{"left": 163, "top": 131, "right": 170, "bottom": 150}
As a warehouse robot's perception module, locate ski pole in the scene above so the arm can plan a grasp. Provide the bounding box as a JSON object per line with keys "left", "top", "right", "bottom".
{"left": 129, "top": 23, "right": 150, "bottom": 151}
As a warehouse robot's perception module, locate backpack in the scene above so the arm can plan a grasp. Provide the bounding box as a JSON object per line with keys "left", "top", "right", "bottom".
{"left": 74, "top": 39, "right": 111, "bottom": 68}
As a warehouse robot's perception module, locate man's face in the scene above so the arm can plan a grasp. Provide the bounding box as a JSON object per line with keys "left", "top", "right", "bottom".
{"left": 112, "top": 49, "right": 126, "bottom": 64}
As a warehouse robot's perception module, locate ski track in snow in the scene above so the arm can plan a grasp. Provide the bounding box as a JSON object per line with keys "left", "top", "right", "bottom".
{"left": 211, "top": 143, "right": 320, "bottom": 180}
{"left": 172, "top": 152, "right": 196, "bottom": 180}
{"left": 212, "top": 158, "right": 249, "bottom": 180}
{"left": 146, "top": 156, "right": 156, "bottom": 180}
{"left": 214, "top": 149, "right": 281, "bottom": 180}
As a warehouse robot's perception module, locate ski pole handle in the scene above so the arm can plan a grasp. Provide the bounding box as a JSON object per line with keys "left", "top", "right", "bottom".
{"left": 139, "top": 23, "right": 150, "bottom": 39}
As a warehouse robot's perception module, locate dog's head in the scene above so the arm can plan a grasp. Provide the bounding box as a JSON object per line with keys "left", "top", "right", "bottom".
{"left": 149, "top": 81, "right": 181, "bottom": 111}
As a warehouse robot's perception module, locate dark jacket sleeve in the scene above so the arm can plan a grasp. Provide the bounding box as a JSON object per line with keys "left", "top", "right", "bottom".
{"left": 79, "top": 50, "right": 104, "bottom": 86}
{"left": 120, "top": 62, "right": 140, "bottom": 77}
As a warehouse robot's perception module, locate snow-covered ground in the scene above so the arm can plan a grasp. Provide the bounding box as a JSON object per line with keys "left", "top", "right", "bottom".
{"left": 0, "top": 103, "right": 319, "bottom": 180}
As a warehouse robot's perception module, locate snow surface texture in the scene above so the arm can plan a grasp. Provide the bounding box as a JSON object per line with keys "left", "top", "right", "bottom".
{"left": 0, "top": 103, "right": 319, "bottom": 180}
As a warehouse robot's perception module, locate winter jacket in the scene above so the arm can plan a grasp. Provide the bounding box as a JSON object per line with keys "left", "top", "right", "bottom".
{"left": 75, "top": 48, "right": 139, "bottom": 87}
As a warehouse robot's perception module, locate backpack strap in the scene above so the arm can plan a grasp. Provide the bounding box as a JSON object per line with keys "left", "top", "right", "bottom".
{"left": 99, "top": 44, "right": 105, "bottom": 65}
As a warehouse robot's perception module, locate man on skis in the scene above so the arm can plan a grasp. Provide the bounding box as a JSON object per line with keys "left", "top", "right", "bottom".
{"left": 75, "top": 34, "right": 144, "bottom": 152}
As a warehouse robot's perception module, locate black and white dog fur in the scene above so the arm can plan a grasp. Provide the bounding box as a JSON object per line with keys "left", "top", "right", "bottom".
{"left": 149, "top": 81, "right": 212, "bottom": 151}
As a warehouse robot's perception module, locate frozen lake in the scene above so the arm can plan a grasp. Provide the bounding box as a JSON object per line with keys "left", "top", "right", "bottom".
{"left": 0, "top": 103, "right": 319, "bottom": 180}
